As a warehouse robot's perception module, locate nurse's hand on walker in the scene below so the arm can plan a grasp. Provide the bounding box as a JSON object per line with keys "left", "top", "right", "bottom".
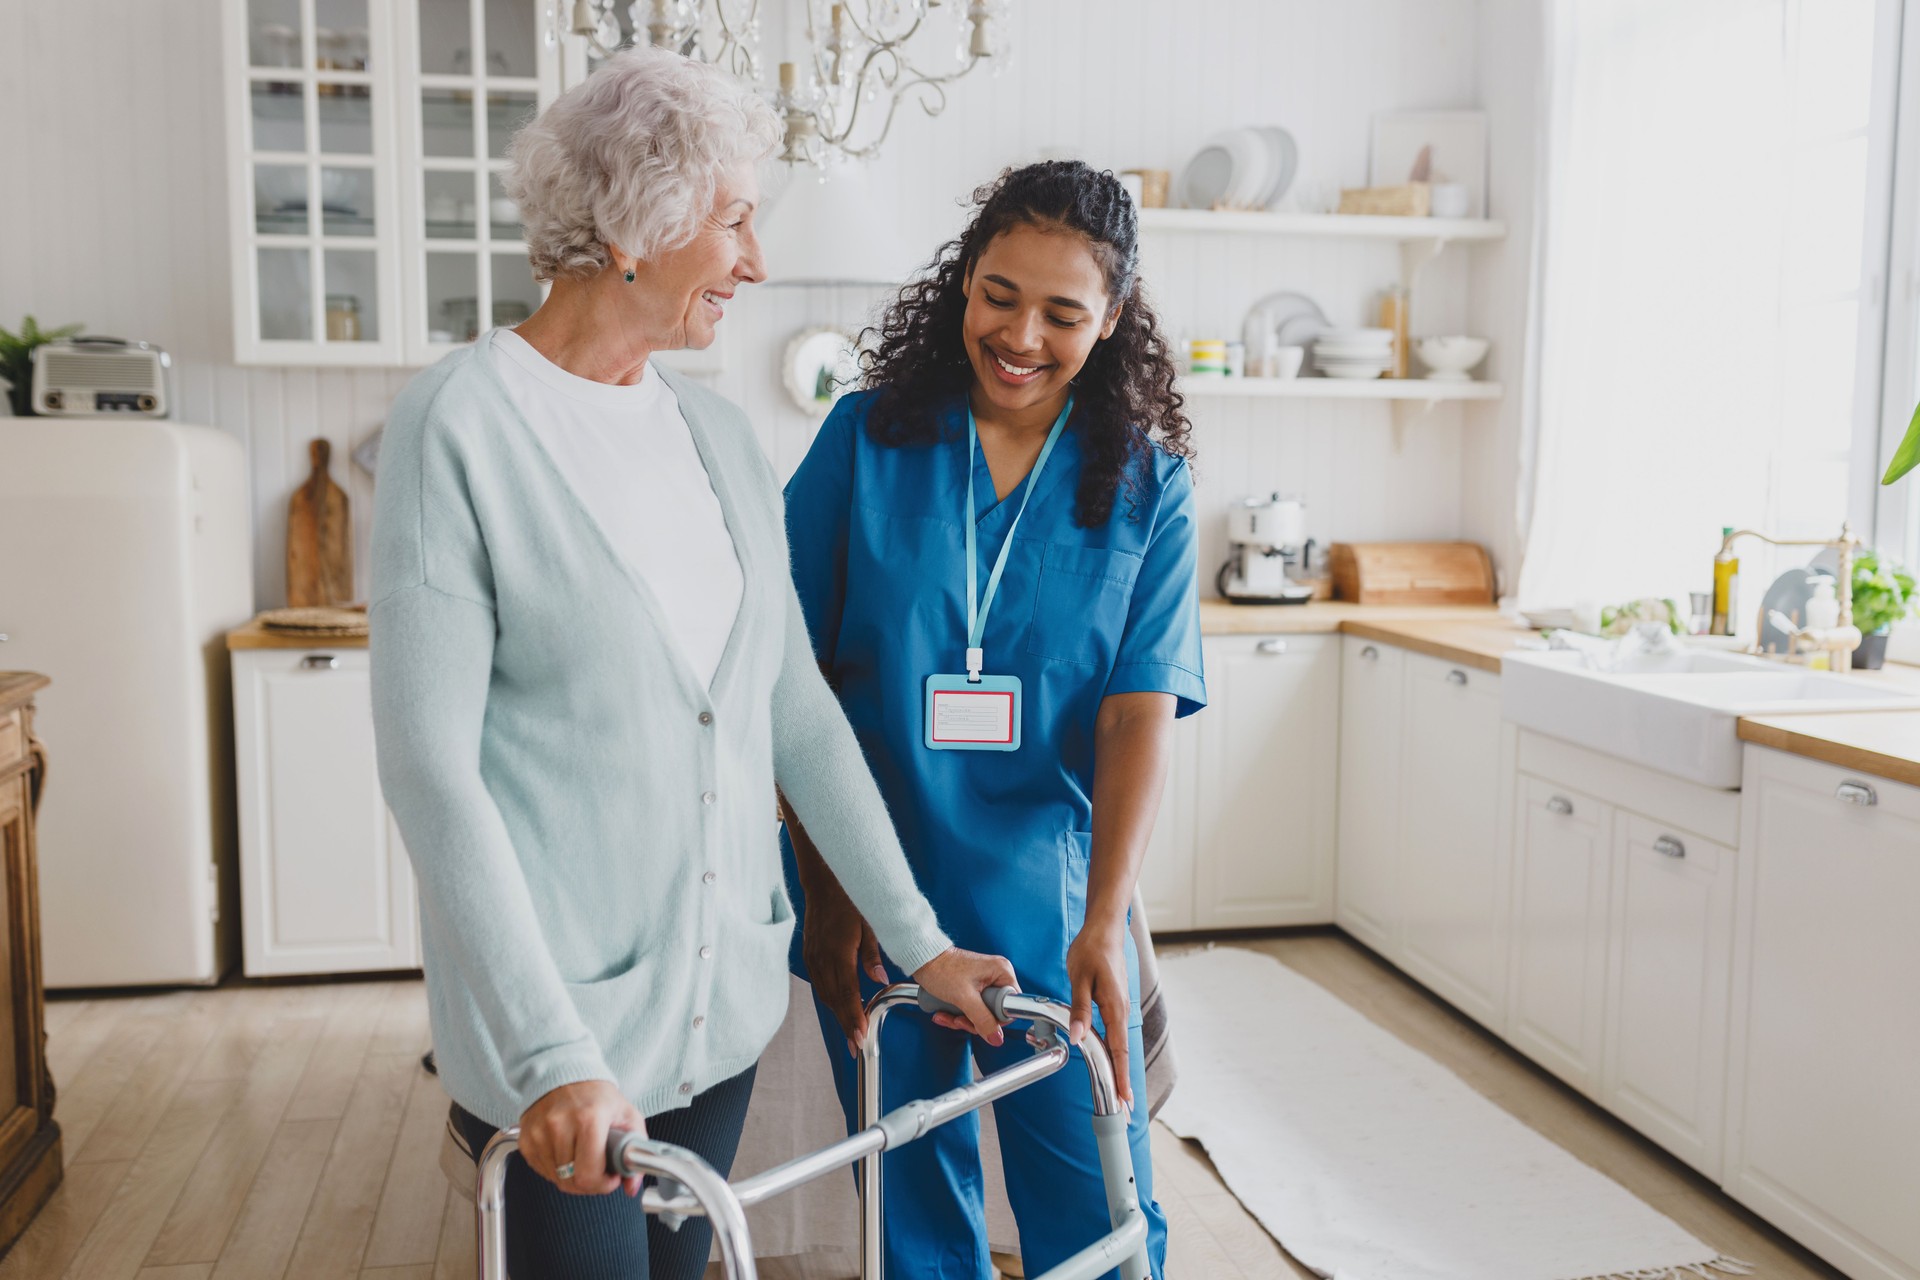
{"left": 1067, "top": 922, "right": 1133, "bottom": 1108}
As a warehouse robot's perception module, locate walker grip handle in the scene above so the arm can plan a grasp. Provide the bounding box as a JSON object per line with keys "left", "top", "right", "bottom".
{"left": 917, "top": 984, "right": 1016, "bottom": 1024}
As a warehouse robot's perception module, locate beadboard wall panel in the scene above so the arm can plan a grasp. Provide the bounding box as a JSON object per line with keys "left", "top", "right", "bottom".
{"left": 1, "top": 0, "right": 1517, "bottom": 611}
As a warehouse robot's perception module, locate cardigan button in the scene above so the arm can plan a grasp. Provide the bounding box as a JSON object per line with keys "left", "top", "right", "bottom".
{"left": 679, "top": 1082, "right": 693, "bottom": 1095}
{"left": 703, "top": 871, "right": 716, "bottom": 885}
{"left": 699, "top": 945, "right": 713, "bottom": 960}
{"left": 701, "top": 791, "right": 717, "bottom": 806}
{"left": 693, "top": 1015, "right": 706, "bottom": 1029}
{"left": 698, "top": 711, "right": 713, "bottom": 726}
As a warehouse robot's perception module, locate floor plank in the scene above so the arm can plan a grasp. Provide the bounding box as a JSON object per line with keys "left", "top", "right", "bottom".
{"left": 428, "top": 1185, "right": 475, "bottom": 1280}
{"left": 207, "top": 1117, "right": 340, "bottom": 1280}
{"left": 72, "top": 996, "right": 226, "bottom": 1165}
{"left": 284, "top": 1051, "right": 419, "bottom": 1280}
{"left": 146, "top": 1012, "right": 327, "bottom": 1266}
{"left": 285, "top": 983, "right": 388, "bottom": 1125}
{"left": 0, "top": 1159, "right": 130, "bottom": 1280}
{"left": 136, "top": 1267, "right": 214, "bottom": 1279}
{"left": 359, "top": 1060, "right": 452, "bottom": 1269}
{"left": 61, "top": 1080, "right": 234, "bottom": 1280}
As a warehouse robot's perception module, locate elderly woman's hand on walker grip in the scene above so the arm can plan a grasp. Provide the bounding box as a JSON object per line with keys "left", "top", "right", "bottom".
{"left": 914, "top": 947, "right": 1019, "bottom": 1046}
{"left": 517, "top": 1080, "right": 649, "bottom": 1197}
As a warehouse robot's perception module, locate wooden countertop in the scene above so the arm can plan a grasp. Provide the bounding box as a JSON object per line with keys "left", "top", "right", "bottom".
{"left": 227, "top": 618, "right": 368, "bottom": 650}
{"left": 1738, "top": 711, "right": 1920, "bottom": 790}
{"left": 0, "top": 673, "right": 50, "bottom": 711}
{"left": 1200, "top": 602, "right": 1526, "bottom": 673}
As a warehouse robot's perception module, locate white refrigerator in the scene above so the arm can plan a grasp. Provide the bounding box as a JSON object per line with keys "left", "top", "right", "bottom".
{"left": 0, "top": 418, "right": 252, "bottom": 986}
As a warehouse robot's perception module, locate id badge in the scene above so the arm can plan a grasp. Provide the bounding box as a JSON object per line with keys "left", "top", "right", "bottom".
{"left": 923, "top": 673, "right": 1023, "bottom": 752}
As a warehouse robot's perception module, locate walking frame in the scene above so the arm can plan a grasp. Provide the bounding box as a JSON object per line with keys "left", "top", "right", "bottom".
{"left": 476, "top": 985, "right": 1151, "bottom": 1280}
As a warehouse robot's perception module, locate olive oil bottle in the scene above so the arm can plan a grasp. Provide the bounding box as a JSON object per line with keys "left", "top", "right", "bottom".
{"left": 1710, "top": 527, "right": 1739, "bottom": 635}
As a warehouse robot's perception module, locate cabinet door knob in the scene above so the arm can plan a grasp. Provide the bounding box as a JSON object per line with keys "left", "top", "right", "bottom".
{"left": 1653, "top": 835, "right": 1686, "bottom": 859}
{"left": 1546, "top": 794, "right": 1574, "bottom": 816}
{"left": 301, "top": 654, "right": 340, "bottom": 671}
{"left": 1835, "top": 780, "right": 1878, "bottom": 807}
{"left": 1256, "top": 639, "right": 1288, "bottom": 655}
{"left": 1360, "top": 645, "right": 1379, "bottom": 660}
{"left": 1447, "top": 669, "right": 1469, "bottom": 686}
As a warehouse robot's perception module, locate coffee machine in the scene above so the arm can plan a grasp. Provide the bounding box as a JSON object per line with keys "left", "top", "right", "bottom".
{"left": 1217, "top": 493, "right": 1315, "bottom": 605}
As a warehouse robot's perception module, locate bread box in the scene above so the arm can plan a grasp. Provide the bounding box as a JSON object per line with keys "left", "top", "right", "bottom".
{"left": 1329, "top": 541, "right": 1496, "bottom": 605}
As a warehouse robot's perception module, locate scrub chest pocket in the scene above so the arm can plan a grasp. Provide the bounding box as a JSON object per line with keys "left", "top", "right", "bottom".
{"left": 1025, "top": 542, "right": 1142, "bottom": 666}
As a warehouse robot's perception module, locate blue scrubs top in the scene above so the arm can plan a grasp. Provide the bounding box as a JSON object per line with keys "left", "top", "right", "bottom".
{"left": 782, "top": 390, "right": 1206, "bottom": 1020}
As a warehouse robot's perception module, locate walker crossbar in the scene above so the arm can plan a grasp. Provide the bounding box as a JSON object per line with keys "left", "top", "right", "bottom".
{"left": 475, "top": 983, "right": 1145, "bottom": 1279}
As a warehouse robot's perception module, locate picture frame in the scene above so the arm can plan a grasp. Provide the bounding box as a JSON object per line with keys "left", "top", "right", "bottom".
{"left": 1370, "top": 110, "right": 1489, "bottom": 218}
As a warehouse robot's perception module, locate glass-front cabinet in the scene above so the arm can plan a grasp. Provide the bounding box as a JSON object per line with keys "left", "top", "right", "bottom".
{"left": 224, "top": 0, "right": 557, "bottom": 364}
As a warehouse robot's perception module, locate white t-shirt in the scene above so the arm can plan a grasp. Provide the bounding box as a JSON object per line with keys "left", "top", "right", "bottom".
{"left": 489, "top": 328, "right": 744, "bottom": 690}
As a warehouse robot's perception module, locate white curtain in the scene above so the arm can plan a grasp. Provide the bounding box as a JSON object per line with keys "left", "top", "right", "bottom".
{"left": 1516, "top": 0, "right": 1883, "bottom": 617}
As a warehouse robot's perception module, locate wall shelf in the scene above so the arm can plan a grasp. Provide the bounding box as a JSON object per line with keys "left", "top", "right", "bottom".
{"left": 1180, "top": 376, "right": 1502, "bottom": 401}
{"left": 1139, "top": 208, "right": 1506, "bottom": 242}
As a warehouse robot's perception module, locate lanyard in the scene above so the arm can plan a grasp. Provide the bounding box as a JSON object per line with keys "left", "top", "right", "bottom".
{"left": 963, "top": 397, "right": 1072, "bottom": 680}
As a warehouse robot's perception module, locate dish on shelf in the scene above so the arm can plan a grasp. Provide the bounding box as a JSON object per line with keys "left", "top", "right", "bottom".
{"left": 1178, "top": 125, "right": 1299, "bottom": 211}
{"left": 1415, "top": 334, "right": 1490, "bottom": 382}
{"left": 1312, "top": 328, "right": 1393, "bottom": 378}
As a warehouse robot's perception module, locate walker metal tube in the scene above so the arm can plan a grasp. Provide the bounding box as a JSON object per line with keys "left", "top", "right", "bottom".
{"left": 1029, "top": 1207, "right": 1150, "bottom": 1280}
{"left": 476, "top": 1128, "right": 759, "bottom": 1280}
{"left": 858, "top": 985, "right": 1148, "bottom": 1280}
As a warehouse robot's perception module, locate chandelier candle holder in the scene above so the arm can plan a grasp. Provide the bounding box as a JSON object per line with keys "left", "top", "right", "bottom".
{"left": 554, "top": 1, "right": 1007, "bottom": 166}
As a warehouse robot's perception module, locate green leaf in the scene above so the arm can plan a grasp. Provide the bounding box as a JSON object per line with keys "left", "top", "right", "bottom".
{"left": 1885, "top": 398, "right": 1920, "bottom": 485}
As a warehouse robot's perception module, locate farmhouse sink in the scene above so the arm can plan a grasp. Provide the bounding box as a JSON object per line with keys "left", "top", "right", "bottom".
{"left": 1501, "top": 648, "right": 1919, "bottom": 788}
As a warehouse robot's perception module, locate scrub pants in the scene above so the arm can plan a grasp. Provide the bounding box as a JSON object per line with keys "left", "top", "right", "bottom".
{"left": 812, "top": 981, "right": 1168, "bottom": 1280}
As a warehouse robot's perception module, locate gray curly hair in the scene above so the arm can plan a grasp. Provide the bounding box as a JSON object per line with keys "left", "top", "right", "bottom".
{"left": 505, "top": 47, "right": 780, "bottom": 281}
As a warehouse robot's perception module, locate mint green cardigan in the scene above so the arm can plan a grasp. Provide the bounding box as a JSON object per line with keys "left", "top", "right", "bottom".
{"left": 369, "top": 334, "right": 951, "bottom": 1126}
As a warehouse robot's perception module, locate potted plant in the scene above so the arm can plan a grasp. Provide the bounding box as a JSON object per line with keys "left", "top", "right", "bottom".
{"left": 0, "top": 315, "right": 85, "bottom": 417}
{"left": 1850, "top": 550, "right": 1917, "bottom": 669}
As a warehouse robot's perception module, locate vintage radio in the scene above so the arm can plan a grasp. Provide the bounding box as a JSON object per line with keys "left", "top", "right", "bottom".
{"left": 30, "top": 337, "right": 171, "bottom": 417}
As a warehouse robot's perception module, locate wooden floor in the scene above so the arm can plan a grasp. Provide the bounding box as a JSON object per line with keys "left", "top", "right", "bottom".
{"left": 0, "top": 932, "right": 1846, "bottom": 1280}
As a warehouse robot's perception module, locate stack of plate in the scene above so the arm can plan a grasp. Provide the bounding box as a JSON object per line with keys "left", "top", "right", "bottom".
{"left": 1312, "top": 329, "right": 1395, "bottom": 380}
{"left": 1177, "top": 126, "right": 1299, "bottom": 211}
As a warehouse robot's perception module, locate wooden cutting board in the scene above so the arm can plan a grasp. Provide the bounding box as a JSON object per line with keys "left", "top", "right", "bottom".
{"left": 287, "top": 438, "right": 352, "bottom": 607}
{"left": 1330, "top": 541, "right": 1495, "bottom": 605}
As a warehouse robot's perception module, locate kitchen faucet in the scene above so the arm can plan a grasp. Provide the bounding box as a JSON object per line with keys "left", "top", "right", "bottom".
{"left": 1718, "top": 522, "right": 1864, "bottom": 672}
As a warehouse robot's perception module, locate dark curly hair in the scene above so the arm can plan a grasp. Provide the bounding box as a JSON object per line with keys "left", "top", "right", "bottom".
{"left": 857, "top": 160, "right": 1193, "bottom": 527}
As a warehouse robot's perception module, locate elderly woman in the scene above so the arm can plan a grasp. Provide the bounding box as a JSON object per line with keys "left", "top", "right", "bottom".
{"left": 369, "top": 47, "right": 1014, "bottom": 1279}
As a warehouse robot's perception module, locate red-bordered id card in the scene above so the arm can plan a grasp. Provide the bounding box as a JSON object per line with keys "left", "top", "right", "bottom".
{"left": 923, "top": 673, "right": 1023, "bottom": 752}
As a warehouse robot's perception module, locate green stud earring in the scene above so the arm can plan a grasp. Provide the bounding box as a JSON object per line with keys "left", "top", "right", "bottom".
{"left": 624, "top": 270, "right": 636, "bottom": 283}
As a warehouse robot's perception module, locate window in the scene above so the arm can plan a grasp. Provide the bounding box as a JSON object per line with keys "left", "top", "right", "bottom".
{"left": 1519, "top": 0, "right": 1910, "bottom": 621}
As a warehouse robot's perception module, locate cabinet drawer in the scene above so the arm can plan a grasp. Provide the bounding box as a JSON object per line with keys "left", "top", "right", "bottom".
{"left": 0, "top": 710, "right": 20, "bottom": 773}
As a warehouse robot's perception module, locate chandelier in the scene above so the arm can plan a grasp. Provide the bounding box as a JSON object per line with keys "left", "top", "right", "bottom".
{"left": 550, "top": 1, "right": 1008, "bottom": 165}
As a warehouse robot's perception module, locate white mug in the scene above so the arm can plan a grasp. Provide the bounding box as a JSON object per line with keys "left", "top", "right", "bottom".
{"left": 1430, "top": 182, "right": 1471, "bottom": 219}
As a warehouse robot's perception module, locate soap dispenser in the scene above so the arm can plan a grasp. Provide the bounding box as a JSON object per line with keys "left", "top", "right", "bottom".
{"left": 1805, "top": 576, "right": 1840, "bottom": 630}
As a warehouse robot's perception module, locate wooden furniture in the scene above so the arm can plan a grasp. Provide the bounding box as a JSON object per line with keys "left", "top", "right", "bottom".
{"left": 0, "top": 673, "right": 60, "bottom": 1255}
{"left": 1329, "top": 541, "right": 1496, "bottom": 605}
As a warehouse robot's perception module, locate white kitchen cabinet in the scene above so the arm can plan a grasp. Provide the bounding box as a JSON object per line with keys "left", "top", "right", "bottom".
{"left": 222, "top": 0, "right": 558, "bottom": 365}
{"left": 1600, "top": 814, "right": 1734, "bottom": 1179}
{"left": 1334, "top": 635, "right": 1404, "bottom": 954}
{"left": 1395, "top": 652, "right": 1512, "bottom": 1031}
{"left": 1506, "top": 775, "right": 1612, "bottom": 1095}
{"left": 1137, "top": 710, "right": 1200, "bottom": 933}
{"left": 1192, "top": 635, "right": 1339, "bottom": 929}
{"left": 233, "top": 648, "right": 420, "bottom": 976}
{"left": 1725, "top": 747, "right": 1920, "bottom": 1280}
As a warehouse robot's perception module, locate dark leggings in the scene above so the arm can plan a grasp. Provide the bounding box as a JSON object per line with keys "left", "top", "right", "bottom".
{"left": 452, "top": 1064, "right": 757, "bottom": 1280}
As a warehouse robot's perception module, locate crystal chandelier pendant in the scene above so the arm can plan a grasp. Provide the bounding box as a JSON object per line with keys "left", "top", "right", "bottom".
{"left": 561, "top": 0, "right": 1004, "bottom": 166}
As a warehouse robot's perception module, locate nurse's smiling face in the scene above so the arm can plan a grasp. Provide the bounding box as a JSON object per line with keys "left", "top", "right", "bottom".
{"left": 961, "top": 222, "right": 1122, "bottom": 425}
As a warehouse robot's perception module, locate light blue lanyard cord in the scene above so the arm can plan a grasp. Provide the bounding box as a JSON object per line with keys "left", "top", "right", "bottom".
{"left": 963, "top": 397, "right": 1073, "bottom": 680}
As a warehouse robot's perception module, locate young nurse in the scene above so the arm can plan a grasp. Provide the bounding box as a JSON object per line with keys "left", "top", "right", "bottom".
{"left": 780, "top": 161, "right": 1204, "bottom": 1279}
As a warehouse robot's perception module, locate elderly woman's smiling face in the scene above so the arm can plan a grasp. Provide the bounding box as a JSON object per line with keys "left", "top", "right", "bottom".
{"left": 619, "top": 160, "right": 764, "bottom": 352}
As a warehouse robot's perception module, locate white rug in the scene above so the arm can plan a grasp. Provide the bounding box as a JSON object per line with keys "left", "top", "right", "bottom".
{"left": 1157, "top": 946, "right": 1752, "bottom": 1280}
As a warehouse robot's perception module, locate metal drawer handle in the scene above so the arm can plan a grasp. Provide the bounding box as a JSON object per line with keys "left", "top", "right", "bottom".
{"left": 1360, "top": 645, "right": 1379, "bottom": 660}
{"left": 1447, "top": 669, "right": 1469, "bottom": 686}
{"left": 1546, "top": 795, "right": 1574, "bottom": 817}
{"left": 1256, "top": 639, "right": 1288, "bottom": 655}
{"left": 301, "top": 654, "right": 340, "bottom": 671}
{"left": 1653, "top": 835, "right": 1686, "bottom": 859}
{"left": 1836, "top": 780, "right": 1878, "bottom": 808}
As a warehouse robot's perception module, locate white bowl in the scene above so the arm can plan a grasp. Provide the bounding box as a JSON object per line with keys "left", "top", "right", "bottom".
{"left": 1319, "top": 327, "right": 1395, "bottom": 345}
{"left": 1319, "top": 363, "right": 1387, "bottom": 380}
{"left": 1415, "top": 335, "right": 1490, "bottom": 382}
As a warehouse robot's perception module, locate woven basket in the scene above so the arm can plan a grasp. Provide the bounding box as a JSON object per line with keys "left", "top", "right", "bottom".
{"left": 259, "top": 605, "right": 369, "bottom": 637}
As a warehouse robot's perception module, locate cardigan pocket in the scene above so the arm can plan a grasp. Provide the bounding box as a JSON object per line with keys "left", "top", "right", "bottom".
{"left": 563, "top": 949, "right": 667, "bottom": 1056}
